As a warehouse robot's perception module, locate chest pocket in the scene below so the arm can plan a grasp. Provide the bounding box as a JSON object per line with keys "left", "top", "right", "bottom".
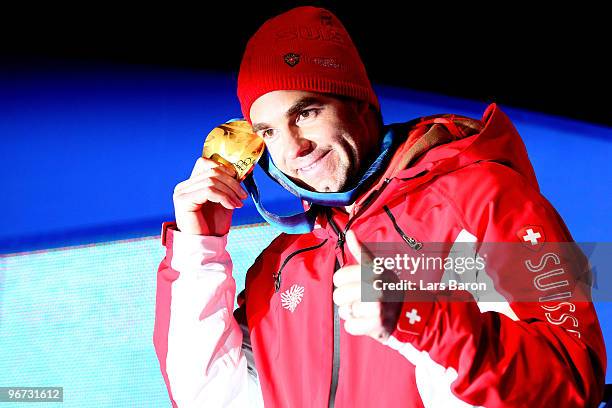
{"left": 270, "top": 238, "right": 329, "bottom": 361}
{"left": 383, "top": 205, "right": 423, "bottom": 250}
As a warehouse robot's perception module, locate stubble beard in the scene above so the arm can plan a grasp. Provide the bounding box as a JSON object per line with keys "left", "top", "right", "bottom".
{"left": 318, "top": 158, "right": 352, "bottom": 192}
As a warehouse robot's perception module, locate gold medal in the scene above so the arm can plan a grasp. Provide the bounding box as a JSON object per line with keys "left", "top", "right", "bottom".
{"left": 202, "top": 120, "right": 265, "bottom": 182}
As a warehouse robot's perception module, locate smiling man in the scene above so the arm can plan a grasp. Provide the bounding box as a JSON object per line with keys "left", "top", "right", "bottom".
{"left": 153, "top": 6, "right": 606, "bottom": 408}
{"left": 249, "top": 91, "right": 381, "bottom": 193}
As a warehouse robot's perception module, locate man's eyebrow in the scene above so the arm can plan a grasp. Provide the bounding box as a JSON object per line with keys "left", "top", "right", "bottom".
{"left": 252, "top": 122, "right": 271, "bottom": 133}
{"left": 285, "top": 96, "right": 323, "bottom": 118}
{"left": 251, "top": 96, "right": 324, "bottom": 133}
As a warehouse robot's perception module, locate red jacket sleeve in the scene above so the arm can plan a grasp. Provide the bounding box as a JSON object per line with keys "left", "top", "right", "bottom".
{"left": 390, "top": 161, "right": 606, "bottom": 407}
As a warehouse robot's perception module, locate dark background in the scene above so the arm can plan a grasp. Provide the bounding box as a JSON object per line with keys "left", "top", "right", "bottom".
{"left": 2, "top": 2, "right": 610, "bottom": 126}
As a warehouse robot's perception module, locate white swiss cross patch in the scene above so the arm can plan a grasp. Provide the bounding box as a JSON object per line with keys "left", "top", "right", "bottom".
{"left": 280, "top": 284, "right": 305, "bottom": 312}
{"left": 517, "top": 225, "right": 546, "bottom": 251}
{"left": 405, "top": 308, "right": 421, "bottom": 324}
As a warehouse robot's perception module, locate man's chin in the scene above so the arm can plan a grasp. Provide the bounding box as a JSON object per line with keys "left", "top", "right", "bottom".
{"left": 309, "top": 179, "right": 347, "bottom": 193}
{"left": 286, "top": 170, "right": 348, "bottom": 193}
{"left": 301, "top": 181, "right": 331, "bottom": 193}
{"left": 290, "top": 179, "right": 334, "bottom": 193}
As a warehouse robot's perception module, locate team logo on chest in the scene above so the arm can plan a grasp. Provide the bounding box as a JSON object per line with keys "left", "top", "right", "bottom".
{"left": 280, "top": 284, "right": 305, "bottom": 312}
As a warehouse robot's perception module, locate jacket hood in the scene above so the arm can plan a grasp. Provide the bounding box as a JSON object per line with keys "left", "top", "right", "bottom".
{"left": 399, "top": 104, "right": 536, "bottom": 184}
{"left": 349, "top": 103, "right": 539, "bottom": 213}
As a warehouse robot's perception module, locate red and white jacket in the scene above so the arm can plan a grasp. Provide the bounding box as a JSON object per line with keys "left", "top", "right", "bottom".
{"left": 153, "top": 103, "right": 606, "bottom": 407}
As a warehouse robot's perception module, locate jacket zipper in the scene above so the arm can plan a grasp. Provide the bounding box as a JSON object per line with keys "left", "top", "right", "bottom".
{"left": 325, "top": 178, "right": 394, "bottom": 408}
{"left": 273, "top": 239, "right": 329, "bottom": 292}
{"left": 383, "top": 205, "right": 423, "bottom": 250}
{"left": 328, "top": 259, "right": 341, "bottom": 408}
{"left": 328, "top": 177, "right": 395, "bottom": 253}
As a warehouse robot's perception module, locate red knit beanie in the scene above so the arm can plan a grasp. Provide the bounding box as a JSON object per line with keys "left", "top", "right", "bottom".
{"left": 237, "top": 6, "right": 380, "bottom": 124}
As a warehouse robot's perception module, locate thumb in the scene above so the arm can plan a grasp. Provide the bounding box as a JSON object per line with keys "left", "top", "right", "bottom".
{"left": 345, "top": 230, "right": 373, "bottom": 266}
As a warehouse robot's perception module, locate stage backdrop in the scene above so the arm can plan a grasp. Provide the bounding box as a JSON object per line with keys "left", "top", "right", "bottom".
{"left": 1, "top": 60, "right": 610, "bottom": 407}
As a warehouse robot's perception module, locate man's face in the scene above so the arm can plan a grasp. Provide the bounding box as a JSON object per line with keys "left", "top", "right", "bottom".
{"left": 249, "top": 90, "right": 376, "bottom": 192}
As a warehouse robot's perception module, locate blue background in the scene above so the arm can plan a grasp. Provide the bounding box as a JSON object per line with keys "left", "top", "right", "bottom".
{"left": 1, "top": 62, "right": 610, "bottom": 406}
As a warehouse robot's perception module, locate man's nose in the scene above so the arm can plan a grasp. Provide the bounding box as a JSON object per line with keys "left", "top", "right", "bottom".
{"left": 284, "top": 128, "right": 313, "bottom": 160}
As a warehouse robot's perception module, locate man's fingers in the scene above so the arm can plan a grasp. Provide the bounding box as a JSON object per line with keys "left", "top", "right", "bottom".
{"left": 190, "top": 157, "right": 216, "bottom": 177}
{"left": 338, "top": 301, "right": 380, "bottom": 320}
{"left": 338, "top": 304, "right": 352, "bottom": 321}
{"left": 352, "top": 301, "right": 381, "bottom": 317}
{"left": 332, "top": 281, "right": 360, "bottom": 306}
{"left": 174, "top": 167, "right": 248, "bottom": 200}
{"left": 180, "top": 169, "right": 247, "bottom": 200}
{"left": 338, "top": 301, "right": 388, "bottom": 340}
{"left": 343, "top": 316, "right": 382, "bottom": 336}
{"left": 182, "top": 180, "right": 244, "bottom": 207}
{"left": 191, "top": 156, "right": 237, "bottom": 178}
{"left": 181, "top": 186, "right": 239, "bottom": 210}
{"left": 332, "top": 265, "right": 362, "bottom": 287}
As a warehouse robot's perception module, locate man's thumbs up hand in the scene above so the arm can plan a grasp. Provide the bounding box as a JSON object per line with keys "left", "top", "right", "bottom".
{"left": 332, "top": 230, "right": 391, "bottom": 342}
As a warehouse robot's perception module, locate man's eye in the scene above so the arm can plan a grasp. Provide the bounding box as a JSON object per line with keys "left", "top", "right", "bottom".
{"left": 297, "top": 109, "right": 318, "bottom": 122}
{"left": 261, "top": 129, "right": 276, "bottom": 139}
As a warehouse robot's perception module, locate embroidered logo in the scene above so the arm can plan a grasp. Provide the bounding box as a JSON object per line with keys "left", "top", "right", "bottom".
{"left": 284, "top": 52, "right": 300, "bottom": 67}
{"left": 281, "top": 284, "right": 305, "bottom": 312}
{"left": 312, "top": 56, "right": 340, "bottom": 69}
{"left": 405, "top": 308, "right": 421, "bottom": 324}
{"left": 517, "top": 225, "right": 546, "bottom": 251}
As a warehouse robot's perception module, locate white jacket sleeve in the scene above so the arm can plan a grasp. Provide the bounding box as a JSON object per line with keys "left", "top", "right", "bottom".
{"left": 153, "top": 225, "right": 264, "bottom": 408}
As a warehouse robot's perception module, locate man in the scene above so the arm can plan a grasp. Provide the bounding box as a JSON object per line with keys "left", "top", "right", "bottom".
{"left": 153, "top": 6, "right": 606, "bottom": 407}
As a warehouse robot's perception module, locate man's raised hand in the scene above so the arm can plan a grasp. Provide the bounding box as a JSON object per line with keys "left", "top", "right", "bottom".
{"left": 173, "top": 157, "right": 249, "bottom": 236}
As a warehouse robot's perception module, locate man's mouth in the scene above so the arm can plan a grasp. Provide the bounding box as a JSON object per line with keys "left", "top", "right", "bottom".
{"left": 296, "top": 150, "right": 331, "bottom": 175}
